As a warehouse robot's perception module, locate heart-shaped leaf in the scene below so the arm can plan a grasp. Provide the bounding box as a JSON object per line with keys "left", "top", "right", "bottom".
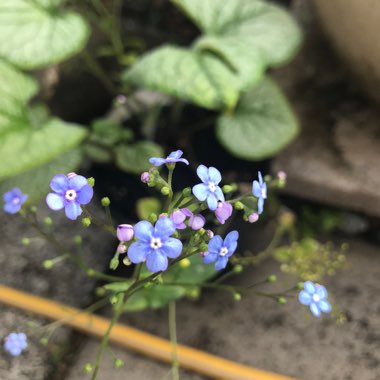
{"left": 0, "top": 0, "right": 90, "bottom": 68}
{"left": 216, "top": 77, "right": 299, "bottom": 160}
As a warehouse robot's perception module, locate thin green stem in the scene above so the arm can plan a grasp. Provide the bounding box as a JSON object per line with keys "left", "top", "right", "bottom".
{"left": 168, "top": 302, "right": 179, "bottom": 380}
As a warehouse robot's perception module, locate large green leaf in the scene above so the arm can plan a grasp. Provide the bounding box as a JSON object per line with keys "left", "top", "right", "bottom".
{"left": 172, "top": 0, "right": 302, "bottom": 66}
{"left": 124, "top": 46, "right": 240, "bottom": 110}
{"left": 0, "top": 60, "right": 38, "bottom": 134}
{"left": 0, "top": 0, "right": 90, "bottom": 69}
{"left": 115, "top": 141, "right": 164, "bottom": 174}
{"left": 0, "top": 148, "right": 82, "bottom": 203}
{"left": 0, "top": 118, "right": 87, "bottom": 181}
{"left": 216, "top": 77, "right": 299, "bottom": 160}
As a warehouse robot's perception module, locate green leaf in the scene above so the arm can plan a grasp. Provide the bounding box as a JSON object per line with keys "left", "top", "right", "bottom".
{"left": 0, "top": 0, "right": 90, "bottom": 69}
{"left": 136, "top": 197, "right": 162, "bottom": 220}
{"left": 0, "top": 60, "right": 38, "bottom": 135}
{"left": 123, "top": 46, "right": 240, "bottom": 110}
{"left": 0, "top": 118, "right": 87, "bottom": 181}
{"left": 115, "top": 141, "right": 164, "bottom": 174}
{"left": 172, "top": 0, "right": 302, "bottom": 66}
{"left": 216, "top": 77, "right": 299, "bottom": 160}
{"left": 0, "top": 148, "right": 82, "bottom": 203}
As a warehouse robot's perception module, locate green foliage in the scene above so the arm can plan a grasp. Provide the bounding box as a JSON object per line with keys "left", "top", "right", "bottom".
{"left": 136, "top": 198, "right": 162, "bottom": 220}
{"left": 274, "top": 238, "right": 347, "bottom": 282}
{"left": 115, "top": 141, "right": 163, "bottom": 174}
{"left": 216, "top": 77, "right": 299, "bottom": 159}
{"left": 0, "top": 0, "right": 89, "bottom": 69}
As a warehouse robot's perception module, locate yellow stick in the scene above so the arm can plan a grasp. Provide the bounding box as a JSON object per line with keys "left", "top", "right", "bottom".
{"left": 0, "top": 285, "right": 295, "bottom": 380}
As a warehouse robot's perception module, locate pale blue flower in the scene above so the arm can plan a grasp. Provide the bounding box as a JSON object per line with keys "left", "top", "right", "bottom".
{"left": 192, "top": 165, "right": 224, "bottom": 211}
{"left": 46, "top": 174, "right": 93, "bottom": 220}
{"left": 4, "top": 332, "right": 27, "bottom": 356}
{"left": 127, "top": 217, "right": 182, "bottom": 272}
{"left": 252, "top": 171, "right": 267, "bottom": 214}
{"left": 149, "top": 150, "right": 189, "bottom": 166}
{"left": 3, "top": 188, "right": 27, "bottom": 214}
{"left": 299, "top": 281, "right": 332, "bottom": 317}
{"left": 203, "top": 230, "right": 239, "bottom": 270}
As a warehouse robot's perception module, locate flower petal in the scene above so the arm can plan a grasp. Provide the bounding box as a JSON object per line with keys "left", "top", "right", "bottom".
{"left": 215, "top": 256, "right": 229, "bottom": 270}
{"left": 69, "top": 175, "right": 88, "bottom": 191}
{"left": 318, "top": 300, "right": 332, "bottom": 313}
{"left": 155, "top": 217, "right": 175, "bottom": 238}
{"left": 224, "top": 230, "right": 239, "bottom": 247}
{"left": 252, "top": 181, "right": 261, "bottom": 198}
{"left": 258, "top": 171, "right": 263, "bottom": 185}
{"left": 214, "top": 186, "right": 225, "bottom": 202}
{"left": 208, "top": 167, "right": 222, "bottom": 184}
{"left": 304, "top": 281, "right": 316, "bottom": 294}
{"left": 77, "top": 185, "right": 93, "bottom": 205}
{"left": 189, "top": 214, "right": 205, "bottom": 230}
{"left": 3, "top": 188, "right": 18, "bottom": 202}
{"left": 134, "top": 220, "right": 154, "bottom": 241}
{"left": 310, "top": 303, "right": 321, "bottom": 317}
{"left": 177, "top": 158, "right": 189, "bottom": 165}
{"left": 46, "top": 193, "right": 64, "bottom": 210}
{"left": 196, "top": 165, "right": 209, "bottom": 183}
{"left": 146, "top": 252, "right": 168, "bottom": 272}
{"left": 161, "top": 238, "right": 182, "bottom": 258}
{"left": 149, "top": 157, "right": 166, "bottom": 166}
{"left": 192, "top": 183, "right": 208, "bottom": 201}
{"left": 168, "top": 150, "right": 182, "bottom": 159}
{"left": 50, "top": 174, "right": 68, "bottom": 194}
{"left": 4, "top": 203, "right": 21, "bottom": 214}
{"left": 298, "top": 290, "right": 312, "bottom": 305}
{"left": 257, "top": 197, "right": 264, "bottom": 214}
{"left": 203, "top": 252, "right": 218, "bottom": 264}
{"left": 171, "top": 210, "right": 186, "bottom": 225}
{"left": 128, "top": 241, "right": 149, "bottom": 263}
{"left": 315, "top": 284, "right": 328, "bottom": 300}
{"left": 207, "top": 194, "right": 218, "bottom": 211}
{"left": 208, "top": 235, "right": 223, "bottom": 253}
{"left": 65, "top": 202, "right": 82, "bottom": 220}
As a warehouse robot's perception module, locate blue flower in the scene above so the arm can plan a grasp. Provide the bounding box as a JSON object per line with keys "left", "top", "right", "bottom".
{"left": 127, "top": 217, "right": 183, "bottom": 272}
{"left": 4, "top": 332, "right": 27, "bottom": 356}
{"left": 3, "top": 188, "right": 27, "bottom": 214}
{"left": 149, "top": 150, "right": 189, "bottom": 167}
{"left": 299, "top": 281, "right": 332, "bottom": 317}
{"left": 192, "top": 165, "right": 225, "bottom": 211}
{"left": 252, "top": 171, "right": 267, "bottom": 214}
{"left": 203, "top": 230, "right": 239, "bottom": 270}
{"left": 46, "top": 174, "right": 94, "bottom": 220}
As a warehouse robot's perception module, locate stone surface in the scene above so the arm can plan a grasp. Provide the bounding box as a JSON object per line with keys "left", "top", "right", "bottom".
{"left": 65, "top": 239, "right": 380, "bottom": 380}
{"left": 272, "top": 0, "right": 380, "bottom": 217}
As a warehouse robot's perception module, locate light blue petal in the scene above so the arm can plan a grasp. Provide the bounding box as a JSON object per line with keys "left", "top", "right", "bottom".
{"left": 155, "top": 217, "right": 175, "bottom": 238}
{"left": 69, "top": 175, "right": 88, "bottom": 191}
{"left": 50, "top": 174, "right": 68, "bottom": 194}
{"left": 65, "top": 202, "right": 82, "bottom": 220}
{"left": 208, "top": 167, "right": 222, "bottom": 184}
{"left": 304, "top": 281, "right": 316, "bottom": 294}
{"left": 4, "top": 203, "right": 21, "bottom": 214}
{"left": 196, "top": 165, "right": 209, "bottom": 183}
{"left": 168, "top": 150, "right": 182, "bottom": 159}
{"left": 149, "top": 157, "right": 166, "bottom": 166}
{"left": 258, "top": 171, "right": 263, "bottom": 185}
{"left": 318, "top": 300, "right": 332, "bottom": 313}
{"left": 46, "top": 193, "right": 64, "bottom": 210}
{"left": 178, "top": 158, "right": 189, "bottom": 165}
{"left": 128, "top": 241, "right": 149, "bottom": 263}
{"left": 258, "top": 197, "right": 264, "bottom": 214}
{"left": 315, "top": 284, "right": 328, "bottom": 300}
{"left": 214, "top": 186, "right": 225, "bottom": 202}
{"left": 298, "top": 290, "right": 312, "bottom": 305}
{"left": 215, "top": 256, "right": 228, "bottom": 270}
{"left": 207, "top": 194, "right": 218, "bottom": 211}
{"left": 192, "top": 184, "right": 208, "bottom": 201}
{"left": 262, "top": 183, "right": 267, "bottom": 199}
{"left": 77, "top": 185, "right": 93, "bottom": 205}
{"left": 224, "top": 230, "right": 239, "bottom": 248}
{"left": 203, "top": 252, "right": 218, "bottom": 264}
{"left": 208, "top": 235, "right": 223, "bottom": 253}
{"left": 161, "top": 238, "right": 182, "bottom": 258}
{"left": 134, "top": 220, "right": 154, "bottom": 241}
{"left": 252, "top": 180, "right": 261, "bottom": 198}
{"left": 146, "top": 252, "right": 168, "bottom": 272}
{"left": 310, "top": 303, "right": 321, "bottom": 317}
{"left": 3, "top": 188, "right": 18, "bottom": 202}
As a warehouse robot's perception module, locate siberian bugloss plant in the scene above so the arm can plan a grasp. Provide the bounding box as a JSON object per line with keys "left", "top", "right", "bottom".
{"left": 1, "top": 151, "right": 336, "bottom": 379}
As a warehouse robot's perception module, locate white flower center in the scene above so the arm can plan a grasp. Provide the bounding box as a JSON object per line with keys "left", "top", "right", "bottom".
{"left": 150, "top": 237, "right": 162, "bottom": 250}
{"left": 208, "top": 182, "right": 216, "bottom": 192}
{"left": 12, "top": 197, "right": 20, "bottom": 205}
{"left": 219, "top": 246, "right": 228, "bottom": 256}
{"left": 312, "top": 294, "right": 320, "bottom": 303}
{"left": 65, "top": 189, "right": 77, "bottom": 201}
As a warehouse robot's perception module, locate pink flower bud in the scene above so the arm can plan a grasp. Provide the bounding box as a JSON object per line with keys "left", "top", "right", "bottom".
{"left": 117, "top": 224, "right": 134, "bottom": 242}
{"left": 248, "top": 213, "right": 259, "bottom": 223}
{"left": 206, "top": 230, "right": 214, "bottom": 238}
{"left": 215, "top": 201, "right": 233, "bottom": 224}
{"left": 117, "top": 243, "right": 127, "bottom": 254}
{"left": 189, "top": 214, "right": 205, "bottom": 230}
{"left": 140, "top": 172, "right": 150, "bottom": 183}
{"left": 277, "top": 171, "right": 287, "bottom": 181}
{"left": 67, "top": 172, "right": 77, "bottom": 179}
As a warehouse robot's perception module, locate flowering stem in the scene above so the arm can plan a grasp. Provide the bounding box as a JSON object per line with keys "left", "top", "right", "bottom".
{"left": 165, "top": 166, "right": 174, "bottom": 212}
{"left": 168, "top": 301, "right": 180, "bottom": 380}
{"left": 82, "top": 206, "right": 116, "bottom": 235}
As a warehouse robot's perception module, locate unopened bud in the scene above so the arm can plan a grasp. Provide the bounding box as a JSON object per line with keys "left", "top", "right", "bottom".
{"left": 248, "top": 213, "right": 259, "bottom": 223}
{"left": 296, "top": 282, "right": 304, "bottom": 290}
{"left": 82, "top": 217, "right": 91, "bottom": 227}
{"left": 117, "top": 224, "right": 134, "bottom": 242}
{"left": 141, "top": 172, "right": 150, "bottom": 184}
{"left": 21, "top": 237, "right": 30, "bottom": 246}
{"left": 83, "top": 363, "right": 93, "bottom": 374}
{"left": 101, "top": 197, "right": 110, "bottom": 207}
{"left": 267, "top": 275, "right": 277, "bottom": 283}
{"left": 74, "top": 235, "right": 82, "bottom": 245}
{"left": 161, "top": 186, "right": 170, "bottom": 196}
{"left": 122, "top": 256, "right": 132, "bottom": 266}
{"left": 182, "top": 187, "right": 192, "bottom": 197}
{"left": 43, "top": 217, "right": 53, "bottom": 226}
{"left": 114, "top": 358, "right": 124, "bottom": 368}
{"left": 277, "top": 297, "right": 287, "bottom": 305}
{"left": 222, "top": 185, "right": 234, "bottom": 194}
{"left": 206, "top": 230, "right": 214, "bottom": 239}
{"left": 233, "top": 264, "right": 243, "bottom": 273}
{"left": 234, "top": 201, "right": 244, "bottom": 211}
{"left": 179, "top": 258, "right": 191, "bottom": 268}
{"left": 40, "top": 337, "right": 49, "bottom": 346}
{"left": 233, "top": 293, "right": 241, "bottom": 301}
{"left": 43, "top": 260, "right": 54, "bottom": 269}
{"left": 87, "top": 177, "right": 95, "bottom": 187}
{"left": 30, "top": 206, "right": 37, "bottom": 213}
{"left": 110, "top": 257, "right": 119, "bottom": 270}
{"left": 148, "top": 213, "right": 158, "bottom": 223}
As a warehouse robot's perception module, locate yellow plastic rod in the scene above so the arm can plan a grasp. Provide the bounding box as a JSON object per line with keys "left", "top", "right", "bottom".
{"left": 0, "top": 285, "right": 295, "bottom": 380}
